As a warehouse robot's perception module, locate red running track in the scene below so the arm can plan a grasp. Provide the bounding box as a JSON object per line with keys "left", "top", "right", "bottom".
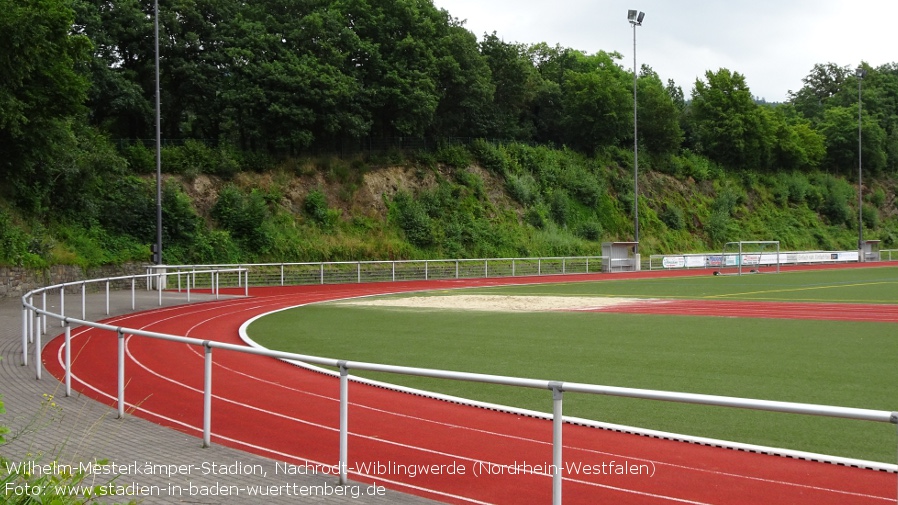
{"left": 42, "top": 271, "right": 898, "bottom": 504}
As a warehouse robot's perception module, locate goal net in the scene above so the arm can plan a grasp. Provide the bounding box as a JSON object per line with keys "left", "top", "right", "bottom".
{"left": 713, "top": 241, "right": 781, "bottom": 276}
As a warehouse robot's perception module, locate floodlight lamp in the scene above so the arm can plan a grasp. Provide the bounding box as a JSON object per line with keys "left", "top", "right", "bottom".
{"left": 856, "top": 66, "right": 866, "bottom": 78}
{"left": 628, "top": 9, "right": 637, "bottom": 21}
{"left": 637, "top": 11, "right": 645, "bottom": 23}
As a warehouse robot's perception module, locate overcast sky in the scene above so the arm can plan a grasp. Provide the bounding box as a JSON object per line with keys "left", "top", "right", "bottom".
{"left": 430, "top": 0, "right": 897, "bottom": 102}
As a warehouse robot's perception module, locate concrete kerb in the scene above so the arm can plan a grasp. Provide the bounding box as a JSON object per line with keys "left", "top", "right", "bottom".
{"left": 0, "top": 289, "right": 440, "bottom": 505}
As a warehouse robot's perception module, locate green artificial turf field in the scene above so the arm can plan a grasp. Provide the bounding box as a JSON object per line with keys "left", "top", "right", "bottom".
{"left": 246, "top": 266, "right": 898, "bottom": 463}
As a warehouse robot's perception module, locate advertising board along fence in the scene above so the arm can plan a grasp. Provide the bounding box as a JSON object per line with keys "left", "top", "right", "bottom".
{"left": 19, "top": 261, "right": 898, "bottom": 505}
{"left": 649, "top": 249, "right": 867, "bottom": 271}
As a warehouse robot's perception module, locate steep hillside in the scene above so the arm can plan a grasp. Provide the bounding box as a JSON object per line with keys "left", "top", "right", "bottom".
{"left": 1, "top": 143, "right": 896, "bottom": 269}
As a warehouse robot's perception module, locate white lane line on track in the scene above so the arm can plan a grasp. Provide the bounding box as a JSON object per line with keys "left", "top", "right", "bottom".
{"left": 54, "top": 294, "right": 894, "bottom": 503}
{"left": 59, "top": 301, "right": 717, "bottom": 505}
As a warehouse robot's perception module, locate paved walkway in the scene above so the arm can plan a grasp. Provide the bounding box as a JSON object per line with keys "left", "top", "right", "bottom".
{"left": 0, "top": 289, "right": 440, "bottom": 504}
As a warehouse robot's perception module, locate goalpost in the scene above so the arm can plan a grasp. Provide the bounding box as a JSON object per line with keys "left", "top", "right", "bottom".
{"left": 713, "top": 241, "right": 781, "bottom": 276}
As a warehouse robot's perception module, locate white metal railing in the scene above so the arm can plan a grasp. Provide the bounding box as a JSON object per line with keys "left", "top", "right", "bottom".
{"left": 19, "top": 266, "right": 898, "bottom": 505}
{"left": 147, "top": 256, "right": 605, "bottom": 288}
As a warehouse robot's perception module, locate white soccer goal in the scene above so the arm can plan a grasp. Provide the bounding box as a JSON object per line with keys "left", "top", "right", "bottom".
{"left": 713, "top": 241, "right": 781, "bottom": 276}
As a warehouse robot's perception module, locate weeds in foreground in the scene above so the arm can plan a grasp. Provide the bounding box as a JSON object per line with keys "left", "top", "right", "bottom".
{"left": 1, "top": 382, "right": 135, "bottom": 504}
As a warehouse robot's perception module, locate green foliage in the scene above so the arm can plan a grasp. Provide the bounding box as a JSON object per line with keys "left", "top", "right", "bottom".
{"left": 862, "top": 204, "right": 879, "bottom": 228}
{"left": 303, "top": 188, "right": 339, "bottom": 228}
{"left": 0, "top": 210, "right": 44, "bottom": 267}
{"left": 506, "top": 173, "right": 539, "bottom": 205}
{"left": 211, "top": 185, "right": 273, "bottom": 256}
{"left": 819, "top": 176, "right": 854, "bottom": 225}
{"left": 162, "top": 140, "right": 241, "bottom": 178}
{"left": 468, "top": 139, "right": 508, "bottom": 175}
{"left": 706, "top": 210, "right": 731, "bottom": 246}
{"left": 548, "top": 190, "right": 572, "bottom": 227}
{"left": 575, "top": 220, "right": 603, "bottom": 241}
{"left": 390, "top": 191, "right": 434, "bottom": 248}
{"left": 660, "top": 204, "right": 686, "bottom": 230}
{"left": 0, "top": 0, "right": 91, "bottom": 211}
{"left": 435, "top": 145, "right": 473, "bottom": 169}
{"left": 120, "top": 142, "right": 155, "bottom": 174}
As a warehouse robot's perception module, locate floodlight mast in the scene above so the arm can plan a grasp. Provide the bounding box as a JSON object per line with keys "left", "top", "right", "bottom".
{"left": 628, "top": 10, "right": 644, "bottom": 258}
{"left": 856, "top": 65, "right": 866, "bottom": 262}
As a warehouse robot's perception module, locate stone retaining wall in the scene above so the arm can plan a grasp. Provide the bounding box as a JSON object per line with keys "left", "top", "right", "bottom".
{"left": 0, "top": 263, "right": 149, "bottom": 299}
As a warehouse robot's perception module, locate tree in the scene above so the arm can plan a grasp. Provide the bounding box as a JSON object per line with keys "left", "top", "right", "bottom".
{"left": 479, "top": 33, "right": 538, "bottom": 139}
{"left": 635, "top": 65, "right": 683, "bottom": 157}
{"left": 788, "top": 63, "right": 851, "bottom": 121}
{"left": 557, "top": 51, "right": 631, "bottom": 152}
{"left": 0, "top": 0, "right": 92, "bottom": 210}
{"left": 691, "top": 68, "right": 769, "bottom": 169}
{"left": 428, "top": 22, "right": 494, "bottom": 137}
{"left": 818, "top": 106, "right": 886, "bottom": 175}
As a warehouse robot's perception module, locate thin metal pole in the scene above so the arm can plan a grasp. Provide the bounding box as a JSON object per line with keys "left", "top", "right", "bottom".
{"left": 339, "top": 362, "right": 349, "bottom": 486}
{"left": 60, "top": 287, "right": 65, "bottom": 327}
{"left": 551, "top": 384, "right": 564, "bottom": 505}
{"left": 21, "top": 305, "right": 28, "bottom": 366}
{"left": 633, "top": 22, "right": 640, "bottom": 256}
{"left": 858, "top": 68, "right": 864, "bottom": 261}
{"left": 117, "top": 329, "right": 126, "bottom": 418}
{"left": 131, "top": 277, "right": 136, "bottom": 310}
{"left": 41, "top": 292, "right": 46, "bottom": 334}
{"left": 154, "top": 0, "right": 163, "bottom": 268}
{"left": 34, "top": 310, "right": 41, "bottom": 380}
{"left": 203, "top": 342, "right": 213, "bottom": 447}
{"left": 105, "top": 281, "right": 110, "bottom": 315}
{"left": 64, "top": 322, "right": 71, "bottom": 396}
{"left": 81, "top": 282, "right": 86, "bottom": 319}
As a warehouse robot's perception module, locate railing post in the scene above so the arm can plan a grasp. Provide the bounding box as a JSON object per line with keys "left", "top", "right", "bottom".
{"left": 203, "top": 341, "right": 213, "bottom": 448}
{"left": 41, "top": 292, "right": 47, "bottom": 334}
{"left": 550, "top": 382, "right": 564, "bottom": 505}
{"left": 105, "top": 280, "right": 110, "bottom": 315}
{"left": 64, "top": 321, "right": 72, "bottom": 396}
{"left": 455, "top": 260, "right": 459, "bottom": 279}
{"left": 320, "top": 263, "right": 324, "bottom": 285}
{"left": 281, "top": 264, "right": 285, "bottom": 286}
{"left": 244, "top": 270, "right": 249, "bottom": 297}
{"left": 21, "top": 304, "right": 28, "bottom": 366}
{"left": 538, "top": 258, "right": 542, "bottom": 276}
{"left": 117, "top": 329, "right": 126, "bottom": 418}
{"left": 60, "top": 287, "right": 65, "bottom": 327}
{"left": 33, "top": 297, "right": 39, "bottom": 342}
{"left": 34, "top": 308, "right": 42, "bottom": 380}
{"left": 425, "top": 260, "right": 429, "bottom": 281}
{"left": 512, "top": 259, "right": 516, "bottom": 277}
{"left": 392, "top": 262, "right": 396, "bottom": 282}
{"left": 339, "top": 361, "right": 349, "bottom": 486}
{"left": 484, "top": 259, "right": 488, "bottom": 278}
{"left": 357, "top": 262, "right": 361, "bottom": 283}
{"left": 157, "top": 274, "right": 163, "bottom": 306}
{"left": 27, "top": 298, "right": 33, "bottom": 344}
{"left": 131, "top": 277, "right": 136, "bottom": 310}
{"left": 81, "top": 282, "right": 86, "bottom": 320}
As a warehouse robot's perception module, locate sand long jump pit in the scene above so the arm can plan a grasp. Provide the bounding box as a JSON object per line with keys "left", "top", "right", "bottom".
{"left": 337, "top": 294, "right": 650, "bottom": 312}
